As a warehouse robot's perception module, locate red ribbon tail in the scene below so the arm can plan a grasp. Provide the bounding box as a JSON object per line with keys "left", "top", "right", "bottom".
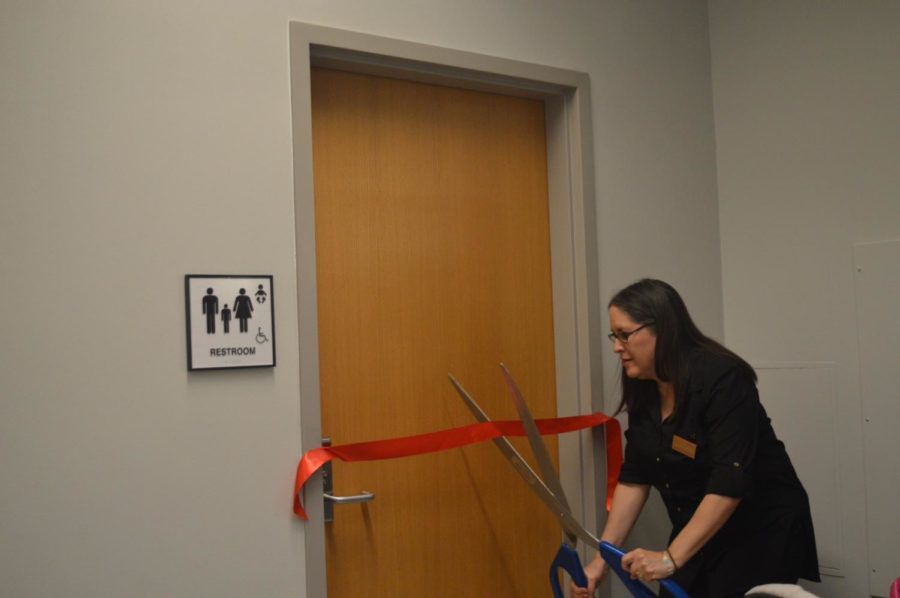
{"left": 293, "top": 447, "right": 335, "bottom": 519}
{"left": 604, "top": 417, "right": 623, "bottom": 512}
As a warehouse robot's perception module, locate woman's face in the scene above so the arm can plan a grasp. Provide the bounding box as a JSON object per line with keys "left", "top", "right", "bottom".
{"left": 608, "top": 305, "right": 658, "bottom": 381}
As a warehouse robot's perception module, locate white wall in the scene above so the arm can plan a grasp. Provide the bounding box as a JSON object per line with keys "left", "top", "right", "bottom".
{"left": 0, "top": 1, "right": 721, "bottom": 596}
{"left": 709, "top": 2, "right": 900, "bottom": 597}
{"left": 591, "top": 1, "right": 725, "bottom": 570}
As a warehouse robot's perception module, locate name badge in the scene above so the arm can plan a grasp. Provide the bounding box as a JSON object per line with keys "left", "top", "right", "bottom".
{"left": 672, "top": 435, "right": 697, "bottom": 459}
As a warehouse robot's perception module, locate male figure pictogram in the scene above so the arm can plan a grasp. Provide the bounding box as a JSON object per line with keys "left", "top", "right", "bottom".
{"left": 202, "top": 288, "right": 219, "bottom": 334}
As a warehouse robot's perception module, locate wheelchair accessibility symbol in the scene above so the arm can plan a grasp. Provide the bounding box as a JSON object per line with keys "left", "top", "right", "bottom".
{"left": 256, "top": 327, "right": 269, "bottom": 344}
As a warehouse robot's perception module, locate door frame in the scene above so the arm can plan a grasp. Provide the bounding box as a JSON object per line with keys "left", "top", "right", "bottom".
{"left": 289, "top": 22, "right": 605, "bottom": 597}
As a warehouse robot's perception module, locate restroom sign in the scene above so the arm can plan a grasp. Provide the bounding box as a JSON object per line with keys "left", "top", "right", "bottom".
{"left": 185, "top": 274, "right": 275, "bottom": 370}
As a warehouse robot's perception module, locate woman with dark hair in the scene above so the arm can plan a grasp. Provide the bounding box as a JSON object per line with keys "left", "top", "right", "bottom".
{"left": 571, "top": 279, "right": 819, "bottom": 598}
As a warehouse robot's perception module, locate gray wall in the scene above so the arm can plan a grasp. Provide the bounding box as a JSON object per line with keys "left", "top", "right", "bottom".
{"left": 709, "top": 2, "right": 900, "bottom": 597}
{"left": 594, "top": 2, "right": 724, "bottom": 572}
{"left": 0, "top": 1, "right": 721, "bottom": 597}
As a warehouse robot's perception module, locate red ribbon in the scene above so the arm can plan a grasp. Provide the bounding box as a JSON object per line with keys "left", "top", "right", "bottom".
{"left": 294, "top": 412, "right": 622, "bottom": 519}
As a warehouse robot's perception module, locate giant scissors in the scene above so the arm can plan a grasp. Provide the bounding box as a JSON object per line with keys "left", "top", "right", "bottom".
{"left": 448, "top": 364, "right": 689, "bottom": 598}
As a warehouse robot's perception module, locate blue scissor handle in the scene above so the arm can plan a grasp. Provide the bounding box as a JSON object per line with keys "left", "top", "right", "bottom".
{"left": 659, "top": 577, "right": 690, "bottom": 598}
{"left": 598, "top": 541, "right": 690, "bottom": 598}
{"left": 549, "top": 542, "right": 588, "bottom": 598}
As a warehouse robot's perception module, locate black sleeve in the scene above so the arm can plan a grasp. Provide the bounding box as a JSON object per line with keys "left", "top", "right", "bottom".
{"left": 702, "top": 365, "right": 760, "bottom": 497}
{"left": 617, "top": 412, "right": 651, "bottom": 485}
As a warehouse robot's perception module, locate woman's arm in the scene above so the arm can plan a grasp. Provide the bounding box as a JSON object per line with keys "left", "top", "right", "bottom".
{"left": 570, "top": 482, "right": 650, "bottom": 598}
{"left": 621, "top": 493, "right": 741, "bottom": 582}
{"left": 600, "top": 481, "right": 651, "bottom": 545}
{"left": 666, "top": 493, "right": 740, "bottom": 568}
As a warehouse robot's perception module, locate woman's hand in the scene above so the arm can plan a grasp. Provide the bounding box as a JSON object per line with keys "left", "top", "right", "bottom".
{"left": 620, "top": 548, "right": 674, "bottom": 582}
{"left": 569, "top": 554, "right": 607, "bottom": 597}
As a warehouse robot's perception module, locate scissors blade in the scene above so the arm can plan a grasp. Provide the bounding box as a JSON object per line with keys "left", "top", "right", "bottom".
{"left": 447, "top": 374, "right": 598, "bottom": 548}
{"left": 499, "top": 363, "right": 578, "bottom": 547}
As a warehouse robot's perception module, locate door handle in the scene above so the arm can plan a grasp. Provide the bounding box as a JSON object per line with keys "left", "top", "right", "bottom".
{"left": 322, "top": 436, "right": 375, "bottom": 522}
{"left": 324, "top": 491, "right": 375, "bottom": 504}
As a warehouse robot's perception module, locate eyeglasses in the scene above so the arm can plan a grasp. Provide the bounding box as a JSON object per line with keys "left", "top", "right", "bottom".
{"left": 607, "top": 323, "right": 653, "bottom": 344}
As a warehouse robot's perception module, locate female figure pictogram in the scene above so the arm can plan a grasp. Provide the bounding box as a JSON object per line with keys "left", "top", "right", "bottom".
{"left": 233, "top": 288, "right": 254, "bottom": 333}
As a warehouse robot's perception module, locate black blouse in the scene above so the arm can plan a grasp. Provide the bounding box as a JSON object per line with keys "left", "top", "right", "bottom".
{"left": 618, "top": 351, "right": 820, "bottom": 598}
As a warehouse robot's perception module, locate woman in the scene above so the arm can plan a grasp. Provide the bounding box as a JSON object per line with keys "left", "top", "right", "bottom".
{"left": 572, "top": 279, "right": 819, "bottom": 598}
{"left": 233, "top": 288, "right": 254, "bottom": 333}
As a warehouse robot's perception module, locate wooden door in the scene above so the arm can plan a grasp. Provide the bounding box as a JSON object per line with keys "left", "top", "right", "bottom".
{"left": 312, "top": 67, "right": 561, "bottom": 597}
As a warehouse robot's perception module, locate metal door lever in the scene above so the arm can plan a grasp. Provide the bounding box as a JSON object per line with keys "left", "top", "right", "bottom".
{"left": 323, "top": 491, "right": 375, "bottom": 504}
{"left": 322, "top": 437, "right": 375, "bottom": 522}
